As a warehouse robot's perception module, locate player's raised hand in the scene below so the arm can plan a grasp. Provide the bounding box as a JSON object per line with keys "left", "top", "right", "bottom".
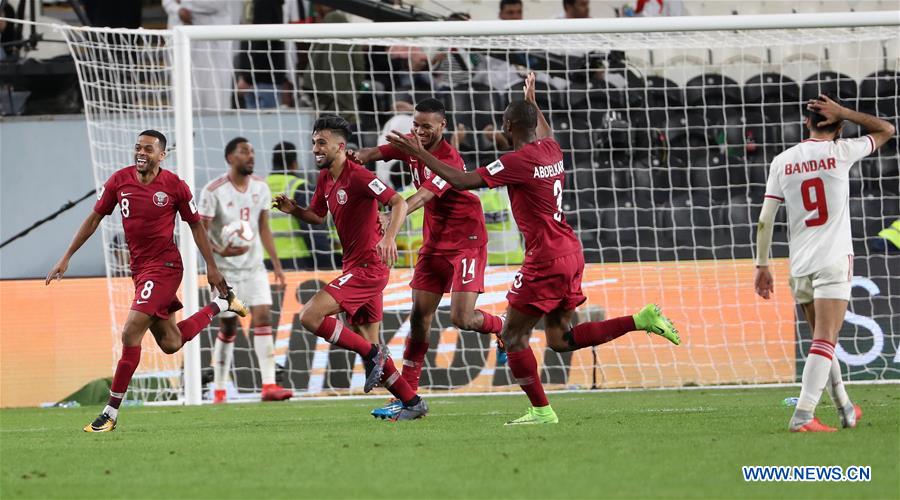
{"left": 386, "top": 130, "right": 424, "bottom": 156}
{"left": 272, "top": 194, "right": 298, "bottom": 215}
{"left": 345, "top": 149, "right": 362, "bottom": 163}
{"left": 523, "top": 72, "right": 537, "bottom": 104}
{"left": 754, "top": 266, "right": 774, "bottom": 300}
{"left": 207, "top": 266, "right": 229, "bottom": 297}
{"left": 45, "top": 257, "right": 69, "bottom": 285}
{"left": 807, "top": 94, "right": 846, "bottom": 128}
{"left": 376, "top": 236, "right": 398, "bottom": 267}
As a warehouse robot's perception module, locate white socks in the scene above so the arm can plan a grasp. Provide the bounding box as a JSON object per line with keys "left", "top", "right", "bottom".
{"left": 253, "top": 326, "right": 276, "bottom": 386}
{"left": 825, "top": 355, "right": 851, "bottom": 408}
{"left": 213, "top": 336, "right": 235, "bottom": 390}
{"left": 103, "top": 405, "right": 119, "bottom": 420}
{"left": 795, "top": 339, "right": 836, "bottom": 414}
{"left": 212, "top": 296, "right": 229, "bottom": 314}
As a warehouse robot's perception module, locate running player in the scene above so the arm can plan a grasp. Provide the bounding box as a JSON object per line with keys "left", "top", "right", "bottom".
{"left": 387, "top": 74, "right": 680, "bottom": 425}
{"left": 46, "top": 130, "right": 248, "bottom": 432}
{"left": 754, "top": 94, "right": 894, "bottom": 432}
{"left": 348, "top": 98, "right": 503, "bottom": 419}
{"left": 199, "top": 137, "right": 293, "bottom": 403}
{"left": 273, "top": 115, "right": 428, "bottom": 420}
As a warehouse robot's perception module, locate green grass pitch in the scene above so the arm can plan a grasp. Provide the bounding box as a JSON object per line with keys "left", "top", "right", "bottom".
{"left": 2, "top": 385, "right": 897, "bottom": 499}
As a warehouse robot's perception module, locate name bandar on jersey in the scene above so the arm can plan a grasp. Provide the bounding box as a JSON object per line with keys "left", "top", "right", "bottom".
{"left": 378, "top": 140, "right": 487, "bottom": 252}
{"left": 310, "top": 160, "right": 398, "bottom": 270}
{"left": 476, "top": 138, "right": 581, "bottom": 263}
{"left": 765, "top": 136, "right": 875, "bottom": 277}
{"left": 198, "top": 174, "right": 271, "bottom": 273}
{"left": 94, "top": 166, "right": 201, "bottom": 273}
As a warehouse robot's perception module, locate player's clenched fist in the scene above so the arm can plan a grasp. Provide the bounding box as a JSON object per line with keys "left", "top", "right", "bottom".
{"left": 271, "top": 194, "right": 297, "bottom": 215}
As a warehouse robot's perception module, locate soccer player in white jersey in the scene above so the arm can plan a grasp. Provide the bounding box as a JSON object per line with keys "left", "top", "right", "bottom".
{"left": 754, "top": 94, "right": 894, "bottom": 432}
{"left": 199, "top": 137, "right": 293, "bottom": 403}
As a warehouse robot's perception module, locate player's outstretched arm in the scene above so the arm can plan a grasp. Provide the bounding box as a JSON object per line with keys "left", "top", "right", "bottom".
{"left": 753, "top": 198, "right": 779, "bottom": 300}
{"left": 808, "top": 94, "right": 896, "bottom": 149}
{"left": 385, "top": 131, "right": 486, "bottom": 190}
{"left": 377, "top": 193, "right": 407, "bottom": 267}
{"left": 188, "top": 220, "right": 228, "bottom": 296}
{"left": 46, "top": 211, "right": 103, "bottom": 285}
{"left": 272, "top": 194, "right": 326, "bottom": 225}
{"left": 346, "top": 147, "right": 384, "bottom": 165}
{"left": 524, "top": 72, "right": 552, "bottom": 140}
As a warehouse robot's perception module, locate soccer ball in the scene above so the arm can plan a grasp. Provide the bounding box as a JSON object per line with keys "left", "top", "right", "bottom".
{"left": 220, "top": 220, "right": 254, "bottom": 248}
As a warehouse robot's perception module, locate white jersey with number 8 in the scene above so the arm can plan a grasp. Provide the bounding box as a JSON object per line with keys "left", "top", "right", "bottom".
{"left": 764, "top": 135, "right": 875, "bottom": 277}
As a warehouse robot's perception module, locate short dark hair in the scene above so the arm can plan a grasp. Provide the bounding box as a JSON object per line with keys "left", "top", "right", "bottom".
{"left": 225, "top": 136, "right": 249, "bottom": 159}
{"left": 805, "top": 93, "right": 843, "bottom": 134}
{"left": 272, "top": 141, "right": 297, "bottom": 171}
{"left": 138, "top": 130, "right": 167, "bottom": 151}
{"left": 563, "top": 0, "right": 575, "bottom": 7}
{"left": 504, "top": 100, "right": 538, "bottom": 131}
{"left": 414, "top": 98, "right": 446, "bottom": 118}
{"left": 312, "top": 115, "right": 353, "bottom": 142}
{"left": 500, "top": 0, "right": 522, "bottom": 10}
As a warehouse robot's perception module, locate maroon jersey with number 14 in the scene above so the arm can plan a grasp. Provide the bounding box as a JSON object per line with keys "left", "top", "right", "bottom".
{"left": 94, "top": 166, "right": 201, "bottom": 273}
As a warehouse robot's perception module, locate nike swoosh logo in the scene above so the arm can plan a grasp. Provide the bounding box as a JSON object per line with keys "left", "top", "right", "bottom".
{"left": 462, "top": 278, "right": 475, "bottom": 284}
{"left": 136, "top": 300, "right": 148, "bottom": 304}
{"left": 508, "top": 290, "right": 519, "bottom": 294}
{"left": 121, "top": 192, "right": 133, "bottom": 197}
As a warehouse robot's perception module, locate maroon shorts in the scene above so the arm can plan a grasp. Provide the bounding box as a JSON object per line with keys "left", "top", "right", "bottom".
{"left": 131, "top": 266, "right": 184, "bottom": 320}
{"left": 324, "top": 263, "right": 389, "bottom": 325}
{"left": 507, "top": 252, "right": 586, "bottom": 317}
{"left": 410, "top": 245, "right": 487, "bottom": 294}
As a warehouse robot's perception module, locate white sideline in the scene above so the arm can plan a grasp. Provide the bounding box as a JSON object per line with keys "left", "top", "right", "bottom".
{"left": 140, "top": 379, "right": 899, "bottom": 407}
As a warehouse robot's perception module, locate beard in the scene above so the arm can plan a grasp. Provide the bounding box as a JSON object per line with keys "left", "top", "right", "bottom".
{"left": 237, "top": 164, "right": 254, "bottom": 176}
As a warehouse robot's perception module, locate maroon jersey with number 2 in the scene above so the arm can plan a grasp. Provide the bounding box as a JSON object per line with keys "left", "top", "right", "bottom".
{"left": 476, "top": 138, "right": 586, "bottom": 316}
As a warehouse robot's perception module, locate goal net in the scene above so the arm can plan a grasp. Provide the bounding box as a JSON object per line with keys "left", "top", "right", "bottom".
{"left": 56, "top": 13, "right": 899, "bottom": 404}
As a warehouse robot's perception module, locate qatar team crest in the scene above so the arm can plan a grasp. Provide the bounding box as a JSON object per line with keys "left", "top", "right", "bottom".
{"left": 252, "top": 194, "right": 260, "bottom": 204}
{"left": 424, "top": 167, "right": 432, "bottom": 179}
{"left": 336, "top": 189, "right": 348, "bottom": 205}
{"left": 153, "top": 191, "right": 169, "bottom": 207}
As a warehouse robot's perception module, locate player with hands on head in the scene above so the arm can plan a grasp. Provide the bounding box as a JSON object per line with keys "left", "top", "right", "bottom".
{"left": 387, "top": 73, "right": 680, "bottom": 425}
{"left": 273, "top": 114, "right": 429, "bottom": 420}
{"left": 198, "top": 137, "right": 292, "bottom": 403}
{"left": 755, "top": 93, "right": 894, "bottom": 432}
{"left": 47, "top": 130, "right": 249, "bottom": 432}
{"left": 346, "top": 98, "right": 505, "bottom": 419}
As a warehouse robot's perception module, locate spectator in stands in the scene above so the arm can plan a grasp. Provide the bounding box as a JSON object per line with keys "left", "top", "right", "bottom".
{"left": 0, "top": 2, "right": 21, "bottom": 61}
{"left": 429, "top": 12, "right": 482, "bottom": 91}
{"left": 561, "top": 0, "right": 590, "bottom": 18}
{"left": 499, "top": 0, "right": 523, "bottom": 20}
{"left": 163, "top": 0, "right": 242, "bottom": 110}
{"left": 304, "top": 3, "right": 364, "bottom": 125}
{"left": 632, "top": 0, "right": 685, "bottom": 17}
{"left": 236, "top": 0, "right": 301, "bottom": 109}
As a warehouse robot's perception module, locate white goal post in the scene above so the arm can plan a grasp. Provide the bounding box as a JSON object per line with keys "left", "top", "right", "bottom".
{"left": 52, "top": 10, "right": 900, "bottom": 406}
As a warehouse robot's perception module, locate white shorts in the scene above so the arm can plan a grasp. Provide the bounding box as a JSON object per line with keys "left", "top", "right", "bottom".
{"left": 789, "top": 255, "right": 853, "bottom": 304}
{"left": 221, "top": 267, "right": 272, "bottom": 318}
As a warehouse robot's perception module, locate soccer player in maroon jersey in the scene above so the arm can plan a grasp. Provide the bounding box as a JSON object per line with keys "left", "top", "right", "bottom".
{"left": 46, "top": 130, "right": 249, "bottom": 432}
{"left": 387, "top": 74, "right": 681, "bottom": 424}
{"left": 273, "top": 115, "right": 428, "bottom": 420}
{"left": 348, "top": 98, "right": 504, "bottom": 419}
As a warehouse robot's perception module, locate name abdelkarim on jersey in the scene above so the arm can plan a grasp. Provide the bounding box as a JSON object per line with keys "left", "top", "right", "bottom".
{"left": 310, "top": 160, "right": 398, "bottom": 270}
{"left": 94, "top": 166, "right": 201, "bottom": 273}
{"left": 764, "top": 136, "right": 875, "bottom": 277}
{"left": 198, "top": 174, "right": 271, "bottom": 274}
{"left": 475, "top": 138, "right": 581, "bottom": 263}
{"left": 378, "top": 140, "right": 487, "bottom": 253}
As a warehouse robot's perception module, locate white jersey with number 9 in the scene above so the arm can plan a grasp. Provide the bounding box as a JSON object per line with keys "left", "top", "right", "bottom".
{"left": 764, "top": 135, "right": 875, "bottom": 277}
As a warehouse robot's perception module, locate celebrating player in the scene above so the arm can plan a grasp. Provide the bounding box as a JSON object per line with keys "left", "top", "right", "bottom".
{"left": 348, "top": 98, "right": 504, "bottom": 419}
{"left": 273, "top": 115, "right": 428, "bottom": 420}
{"left": 46, "top": 130, "right": 248, "bottom": 432}
{"left": 754, "top": 94, "right": 894, "bottom": 432}
{"left": 387, "top": 74, "right": 680, "bottom": 425}
{"left": 199, "top": 137, "right": 293, "bottom": 403}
